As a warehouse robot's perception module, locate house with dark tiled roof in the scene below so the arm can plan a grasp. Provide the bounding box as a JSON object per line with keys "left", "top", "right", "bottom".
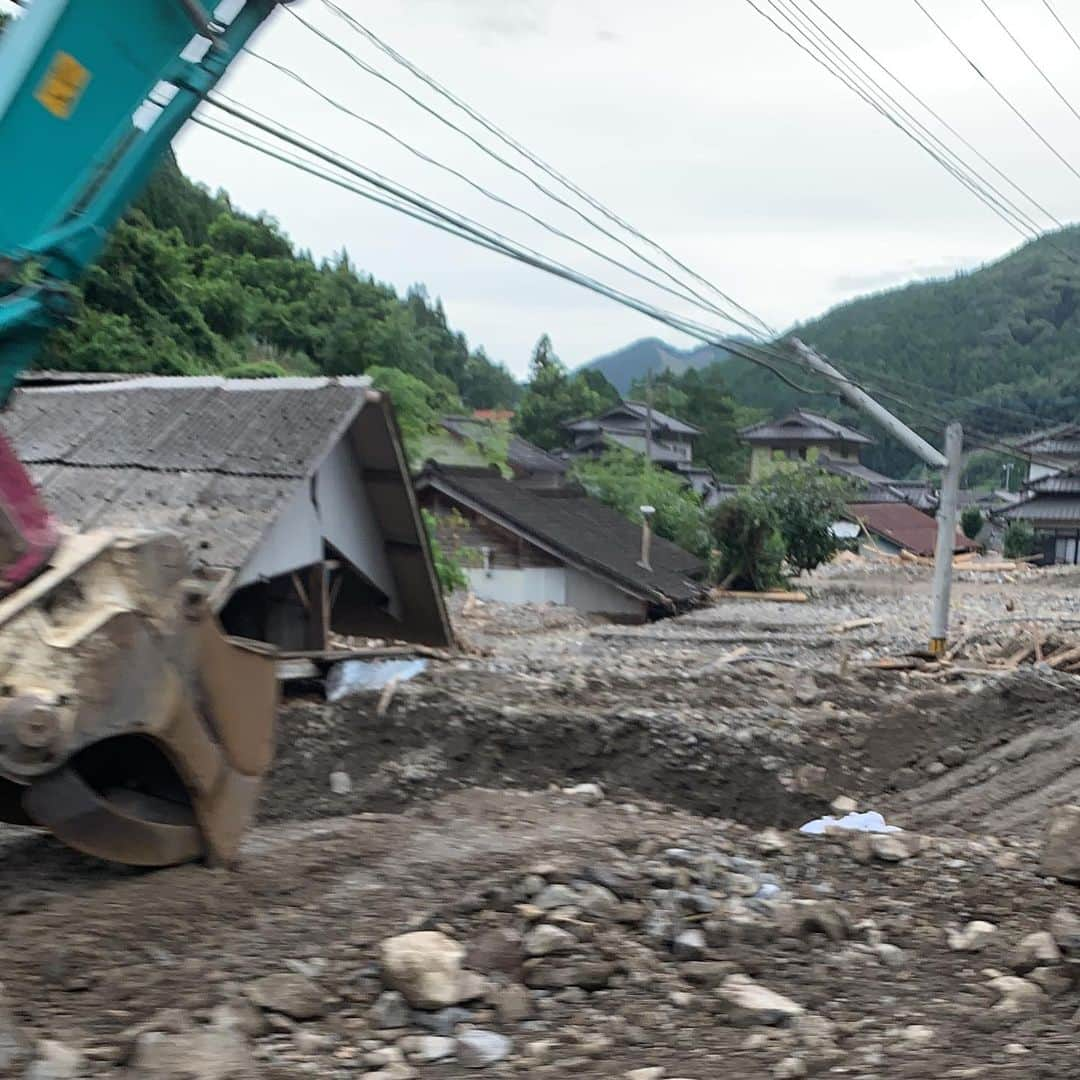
{"left": 739, "top": 409, "right": 874, "bottom": 481}
{"left": 415, "top": 463, "right": 706, "bottom": 619}
{"left": 1011, "top": 423, "right": 1080, "bottom": 484}
{"left": 562, "top": 401, "right": 723, "bottom": 502}
{"left": 435, "top": 415, "right": 567, "bottom": 488}
{"left": 1002, "top": 471, "right": 1080, "bottom": 564}
{"left": 6, "top": 376, "right": 451, "bottom": 651}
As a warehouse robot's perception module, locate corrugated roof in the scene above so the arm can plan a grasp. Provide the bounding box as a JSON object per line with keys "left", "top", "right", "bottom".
{"left": 6, "top": 378, "right": 371, "bottom": 572}
{"left": 848, "top": 501, "right": 978, "bottom": 557}
{"left": 740, "top": 409, "right": 873, "bottom": 446}
{"left": 9, "top": 377, "right": 368, "bottom": 475}
{"left": 417, "top": 464, "right": 706, "bottom": 607}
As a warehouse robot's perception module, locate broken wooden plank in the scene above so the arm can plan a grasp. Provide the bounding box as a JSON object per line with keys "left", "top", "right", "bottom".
{"left": 1047, "top": 643, "right": 1080, "bottom": 669}
{"left": 590, "top": 629, "right": 829, "bottom": 646}
{"left": 1005, "top": 641, "right": 1034, "bottom": 667}
{"left": 833, "top": 617, "right": 883, "bottom": 633}
{"left": 713, "top": 590, "right": 809, "bottom": 603}
{"left": 1034, "top": 626, "right": 1044, "bottom": 664}
{"left": 688, "top": 645, "right": 751, "bottom": 677}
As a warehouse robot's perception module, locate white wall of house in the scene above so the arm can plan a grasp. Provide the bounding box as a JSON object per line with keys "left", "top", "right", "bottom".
{"left": 1029, "top": 462, "right": 1062, "bottom": 483}
{"left": 563, "top": 567, "right": 646, "bottom": 617}
{"left": 465, "top": 565, "right": 646, "bottom": 617}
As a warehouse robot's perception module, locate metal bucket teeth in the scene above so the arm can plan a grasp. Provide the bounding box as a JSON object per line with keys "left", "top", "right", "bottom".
{"left": 0, "top": 530, "right": 277, "bottom": 867}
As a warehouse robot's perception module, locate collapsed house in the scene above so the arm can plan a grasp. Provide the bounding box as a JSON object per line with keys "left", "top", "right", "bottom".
{"left": 416, "top": 463, "right": 706, "bottom": 620}
{"left": 846, "top": 501, "right": 979, "bottom": 558}
{"left": 6, "top": 375, "right": 451, "bottom": 651}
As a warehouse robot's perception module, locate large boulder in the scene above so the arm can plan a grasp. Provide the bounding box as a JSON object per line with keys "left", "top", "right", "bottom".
{"left": 381, "top": 932, "right": 471, "bottom": 1010}
{"left": 716, "top": 974, "right": 804, "bottom": 1026}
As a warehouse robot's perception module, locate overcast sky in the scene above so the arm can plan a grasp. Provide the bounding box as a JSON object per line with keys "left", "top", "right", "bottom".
{"left": 11, "top": 0, "right": 1080, "bottom": 376}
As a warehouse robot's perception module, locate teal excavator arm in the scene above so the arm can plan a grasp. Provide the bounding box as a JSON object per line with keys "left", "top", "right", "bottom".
{"left": 0, "top": 0, "right": 284, "bottom": 593}
{"left": 0, "top": 1, "right": 291, "bottom": 869}
{"left": 0, "top": 0, "right": 283, "bottom": 400}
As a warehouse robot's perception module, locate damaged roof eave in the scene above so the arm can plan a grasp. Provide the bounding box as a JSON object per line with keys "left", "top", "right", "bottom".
{"left": 417, "top": 473, "right": 684, "bottom": 610}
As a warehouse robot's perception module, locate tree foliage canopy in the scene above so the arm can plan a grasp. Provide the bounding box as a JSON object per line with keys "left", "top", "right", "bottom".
{"left": 628, "top": 364, "right": 763, "bottom": 481}
{"left": 570, "top": 448, "right": 709, "bottom": 557}
{"left": 33, "top": 155, "right": 521, "bottom": 413}
{"left": 512, "top": 336, "right": 616, "bottom": 450}
{"left": 720, "top": 229, "right": 1080, "bottom": 477}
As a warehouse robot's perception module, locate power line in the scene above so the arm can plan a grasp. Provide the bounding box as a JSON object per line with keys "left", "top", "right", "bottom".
{"left": 282, "top": 4, "right": 777, "bottom": 342}
{"left": 745, "top": 0, "right": 1040, "bottom": 241}
{"left": 800, "top": 0, "right": 1065, "bottom": 231}
{"left": 1042, "top": 0, "right": 1080, "bottom": 58}
{"left": 204, "top": 96, "right": 1061, "bottom": 458}
{"left": 315, "top": 0, "right": 776, "bottom": 338}
{"left": 240, "top": 50, "right": 769, "bottom": 338}
{"left": 979, "top": 0, "right": 1080, "bottom": 129}
{"left": 912, "top": 0, "right": 1080, "bottom": 187}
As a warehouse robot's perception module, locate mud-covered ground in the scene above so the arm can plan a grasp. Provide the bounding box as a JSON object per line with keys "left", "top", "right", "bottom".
{"left": 5, "top": 567, "right": 1080, "bottom": 1078}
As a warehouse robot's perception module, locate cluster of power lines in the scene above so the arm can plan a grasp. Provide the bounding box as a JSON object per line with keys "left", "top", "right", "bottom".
{"left": 188, "top": 0, "right": 1080, "bottom": 471}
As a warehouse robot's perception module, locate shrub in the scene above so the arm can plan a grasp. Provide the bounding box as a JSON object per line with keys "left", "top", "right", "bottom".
{"left": 960, "top": 506, "right": 984, "bottom": 541}
{"left": 754, "top": 463, "right": 849, "bottom": 576}
{"left": 422, "top": 510, "right": 469, "bottom": 594}
{"left": 1003, "top": 520, "right": 1036, "bottom": 560}
{"left": 571, "top": 448, "right": 709, "bottom": 556}
{"left": 709, "top": 493, "right": 787, "bottom": 591}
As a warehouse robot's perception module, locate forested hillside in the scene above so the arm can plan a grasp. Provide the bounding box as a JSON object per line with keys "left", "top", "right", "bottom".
{"left": 35, "top": 151, "right": 520, "bottom": 409}
{"left": 722, "top": 228, "right": 1080, "bottom": 476}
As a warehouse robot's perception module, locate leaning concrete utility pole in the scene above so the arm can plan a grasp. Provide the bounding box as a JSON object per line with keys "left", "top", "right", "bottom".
{"left": 789, "top": 339, "right": 963, "bottom": 655}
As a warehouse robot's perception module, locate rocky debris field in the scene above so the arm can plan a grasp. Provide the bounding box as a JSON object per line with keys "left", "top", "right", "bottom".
{"left": 6, "top": 569, "right": 1080, "bottom": 1077}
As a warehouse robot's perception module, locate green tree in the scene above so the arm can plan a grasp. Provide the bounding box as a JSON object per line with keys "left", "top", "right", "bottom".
{"left": 754, "top": 463, "right": 848, "bottom": 575}
{"left": 630, "top": 364, "right": 761, "bottom": 480}
{"left": 222, "top": 360, "right": 288, "bottom": 378}
{"left": 1003, "top": 520, "right": 1036, "bottom": 559}
{"left": 367, "top": 365, "right": 461, "bottom": 463}
{"left": 709, "top": 493, "right": 787, "bottom": 591}
{"left": 960, "top": 506, "right": 984, "bottom": 540}
{"left": 513, "top": 336, "right": 606, "bottom": 450}
{"left": 30, "top": 151, "right": 522, "bottom": 426}
{"left": 571, "top": 448, "right": 709, "bottom": 556}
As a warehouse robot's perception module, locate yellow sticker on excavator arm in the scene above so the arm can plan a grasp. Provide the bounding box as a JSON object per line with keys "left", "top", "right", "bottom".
{"left": 34, "top": 52, "right": 91, "bottom": 119}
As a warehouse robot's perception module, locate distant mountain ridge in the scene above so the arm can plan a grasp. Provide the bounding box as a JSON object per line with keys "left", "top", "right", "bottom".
{"left": 580, "top": 336, "right": 737, "bottom": 394}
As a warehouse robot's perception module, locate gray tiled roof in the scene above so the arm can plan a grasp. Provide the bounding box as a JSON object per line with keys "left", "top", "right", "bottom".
{"left": 1003, "top": 496, "right": 1080, "bottom": 523}
{"left": 564, "top": 401, "right": 702, "bottom": 437}
{"left": 739, "top": 409, "right": 873, "bottom": 446}
{"left": 5, "top": 377, "right": 370, "bottom": 571}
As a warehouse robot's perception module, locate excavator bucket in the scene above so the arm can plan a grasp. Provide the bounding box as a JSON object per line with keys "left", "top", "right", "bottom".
{"left": 0, "top": 529, "right": 277, "bottom": 867}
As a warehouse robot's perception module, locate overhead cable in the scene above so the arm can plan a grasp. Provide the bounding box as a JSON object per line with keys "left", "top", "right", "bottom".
{"left": 979, "top": 0, "right": 1080, "bottom": 129}
{"left": 912, "top": 0, "right": 1080, "bottom": 186}
{"left": 314, "top": 0, "right": 776, "bottom": 337}
{"left": 802, "top": 0, "right": 1064, "bottom": 230}
{"left": 1042, "top": 0, "right": 1080, "bottom": 57}
{"left": 745, "top": 0, "right": 1037, "bottom": 241}
{"left": 283, "top": 2, "right": 777, "bottom": 339}
{"left": 240, "top": 51, "right": 769, "bottom": 338}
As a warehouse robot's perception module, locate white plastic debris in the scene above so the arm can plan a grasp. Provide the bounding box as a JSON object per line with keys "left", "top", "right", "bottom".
{"left": 325, "top": 659, "right": 428, "bottom": 703}
{"left": 798, "top": 810, "right": 901, "bottom": 835}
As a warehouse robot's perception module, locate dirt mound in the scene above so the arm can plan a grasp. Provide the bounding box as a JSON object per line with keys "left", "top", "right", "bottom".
{"left": 263, "top": 673, "right": 828, "bottom": 830}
